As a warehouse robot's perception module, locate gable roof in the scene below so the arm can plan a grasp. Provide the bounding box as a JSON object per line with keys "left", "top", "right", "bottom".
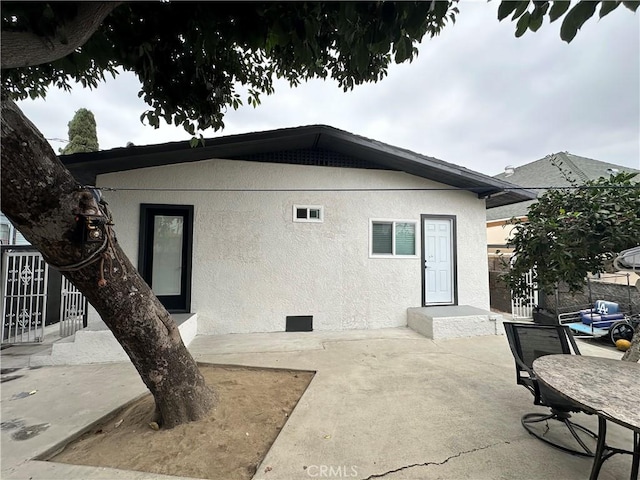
{"left": 60, "top": 124, "right": 536, "bottom": 209}
{"left": 487, "top": 152, "right": 639, "bottom": 221}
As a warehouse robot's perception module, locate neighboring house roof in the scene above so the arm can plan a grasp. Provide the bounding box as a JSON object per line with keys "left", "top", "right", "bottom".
{"left": 60, "top": 125, "right": 535, "bottom": 209}
{"left": 487, "top": 152, "right": 639, "bottom": 221}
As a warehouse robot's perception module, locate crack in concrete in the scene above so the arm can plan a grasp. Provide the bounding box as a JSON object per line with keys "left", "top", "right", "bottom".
{"left": 360, "top": 441, "right": 508, "bottom": 480}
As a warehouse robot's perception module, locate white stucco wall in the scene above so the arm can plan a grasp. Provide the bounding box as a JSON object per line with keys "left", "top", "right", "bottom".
{"left": 96, "top": 158, "right": 490, "bottom": 334}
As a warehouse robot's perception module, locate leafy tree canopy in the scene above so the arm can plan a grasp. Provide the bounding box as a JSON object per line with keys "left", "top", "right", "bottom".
{"left": 3, "top": 1, "right": 638, "bottom": 138}
{"left": 60, "top": 107, "right": 99, "bottom": 154}
{"left": 506, "top": 172, "right": 640, "bottom": 298}
{"left": 2, "top": 1, "right": 459, "bottom": 135}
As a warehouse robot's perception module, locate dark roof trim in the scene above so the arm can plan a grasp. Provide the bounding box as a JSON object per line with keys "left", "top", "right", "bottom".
{"left": 61, "top": 125, "right": 536, "bottom": 208}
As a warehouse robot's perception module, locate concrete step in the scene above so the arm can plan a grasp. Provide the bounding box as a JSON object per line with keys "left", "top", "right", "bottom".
{"left": 29, "top": 313, "right": 198, "bottom": 366}
{"left": 407, "top": 305, "right": 505, "bottom": 340}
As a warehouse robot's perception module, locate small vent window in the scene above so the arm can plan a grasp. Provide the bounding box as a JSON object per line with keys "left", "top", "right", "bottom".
{"left": 293, "top": 205, "right": 324, "bottom": 223}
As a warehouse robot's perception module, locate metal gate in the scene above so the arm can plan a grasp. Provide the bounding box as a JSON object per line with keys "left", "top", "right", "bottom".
{"left": 1, "top": 249, "right": 48, "bottom": 343}
{"left": 59, "top": 276, "right": 87, "bottom": 337}
{"left": 511, "top": 268, "right": 538, "bottom": 320}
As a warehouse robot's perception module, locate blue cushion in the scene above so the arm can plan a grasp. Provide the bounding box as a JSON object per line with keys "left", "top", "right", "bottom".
{"left": 594, "top": 300, "right": 619, "bottom": 315}
{"left": 580, "top": 312, "right": 624, "bottom": 326}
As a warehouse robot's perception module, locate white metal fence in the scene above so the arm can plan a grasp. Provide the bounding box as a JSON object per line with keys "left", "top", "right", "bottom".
{"left": 59, "top": 276, "right": 87, "bottom": 337}
{"left": 511, "top": 269, "right": 538, "bottom": 320}
{"left": 2, "top": 249, "right": 87, "bottom": 344}
{"left": 1, "top": 250, "right": 48, "bottom": 343}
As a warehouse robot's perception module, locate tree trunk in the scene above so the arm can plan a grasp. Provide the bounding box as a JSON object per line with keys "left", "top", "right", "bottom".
{"left": 1, "top": 98, "right": 216, "bottom": 428}
{"left": 1, "top": 2, "right": 121, "bottom": 69}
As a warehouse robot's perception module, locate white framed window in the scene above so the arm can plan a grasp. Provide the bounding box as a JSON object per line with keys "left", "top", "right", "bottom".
{"left": 293, "top": 205, "right": 324, "bottom": 223}
{"left": 370, "top": 219, "right": 417, "bottom": 258}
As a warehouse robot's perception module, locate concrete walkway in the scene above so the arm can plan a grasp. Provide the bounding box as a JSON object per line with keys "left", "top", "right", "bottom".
{"left": 1, "top": 328, "right": 635, "bottom": 480}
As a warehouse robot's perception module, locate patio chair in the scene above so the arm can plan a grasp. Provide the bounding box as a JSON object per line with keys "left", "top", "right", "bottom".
{"left": 503, "top": 322, "right": 597, "bottom": 457}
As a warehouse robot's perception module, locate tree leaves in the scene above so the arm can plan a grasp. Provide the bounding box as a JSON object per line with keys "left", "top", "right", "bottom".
{"left": 394, "top": 36, "right": 414, "bottom": 63}
{"left": 3, "top": 1, "right": 636, "bottom": 133}
{"left": 623, "top": 1, "right": 640, "bottom": 11}
{"left": 549, "top": 1, "right": 571, "bottom": 22}
{"left": 506, "top": 172, "right": 640, "bottom": 298}
{"left": 599, "top": 1, "right": 621, "bottom": 18}
{"left": 498, "top": 0, "right": 636, "bottom": 42}
{"left": 2, "top": 2, "right": 460, "bottom": 134}
{"left": 512, "top": 1, "right": 532, "bottom": 20}
{"left": 59, "top": 108, "right": 99, "bottom": 154}
{"left": 529, "top": 2, "right": 550, "bottom": 30}
{"left": 497, "top": 0, "right": 526, "bottom": 20}
{"left": 515, "top": 12, "right": 532, "bottom": 36}
{"left": 560, "top": 1, "right": 599, "bottom": 42}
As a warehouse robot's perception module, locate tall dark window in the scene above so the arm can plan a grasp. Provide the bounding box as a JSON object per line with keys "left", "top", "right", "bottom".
{"left": 139, "top": 205, "right": 193, "bottom": 312}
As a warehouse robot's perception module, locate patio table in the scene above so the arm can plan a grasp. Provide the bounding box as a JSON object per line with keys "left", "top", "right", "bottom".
{"left": 533, "top": 354, "right": 640, "bottom": 480}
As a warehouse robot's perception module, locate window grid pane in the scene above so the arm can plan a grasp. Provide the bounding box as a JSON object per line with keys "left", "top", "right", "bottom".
{"left": 152, "top": 215, "right": 184, "bottom": 295}
{"left": 372, "top": 222, "right": 393, "bottom": 254}
{"left": 395, "top": 222, "right": 416, "bottom": 255}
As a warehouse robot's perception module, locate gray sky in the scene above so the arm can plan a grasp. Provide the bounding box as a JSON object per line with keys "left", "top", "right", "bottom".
{"left": 17, "top": 2, "right": 640, "bottom": 176}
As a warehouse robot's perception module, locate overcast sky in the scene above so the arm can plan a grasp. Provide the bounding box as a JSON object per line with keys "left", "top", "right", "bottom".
{"left": 17, "top": 2, "right": 640, "bottom": 176}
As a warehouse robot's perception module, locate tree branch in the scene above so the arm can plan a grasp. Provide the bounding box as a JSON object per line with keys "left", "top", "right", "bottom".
{"left": 1, "top": 2, "right": 121, "bottom": 69}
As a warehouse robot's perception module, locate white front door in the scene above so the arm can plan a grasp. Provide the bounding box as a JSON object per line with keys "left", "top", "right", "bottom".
{"left": 423, "top": 217, "right": 454, "bottom": 305}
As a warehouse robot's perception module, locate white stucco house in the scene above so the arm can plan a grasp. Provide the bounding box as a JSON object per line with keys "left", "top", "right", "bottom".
{"left": 61, "top": 125, "right": 535, "bottom": 336}
{"left": 1, "top": 212, "right": 29, "bottom": 245}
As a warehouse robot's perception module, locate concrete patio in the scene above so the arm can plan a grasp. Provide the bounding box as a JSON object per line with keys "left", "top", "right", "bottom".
{"left": 1, "top": 328, "right": 635, "bottom": 480}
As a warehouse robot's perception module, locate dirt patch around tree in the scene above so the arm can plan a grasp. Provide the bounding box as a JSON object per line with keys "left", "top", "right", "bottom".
{"left": 46, "top": 364, "right": 315, "bottom": 480}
